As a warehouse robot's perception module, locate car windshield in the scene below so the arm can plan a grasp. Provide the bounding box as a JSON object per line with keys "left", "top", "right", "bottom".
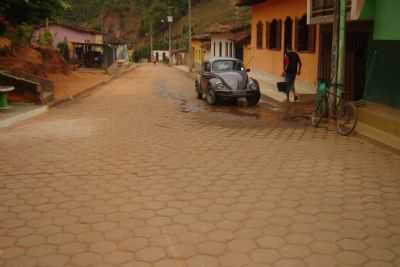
{"left": 212, "top": 60, "right": 243, "bottom": 72}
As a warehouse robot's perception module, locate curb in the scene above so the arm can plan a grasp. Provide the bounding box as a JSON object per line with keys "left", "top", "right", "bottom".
{"left": 171, "top": 65, "right": 197, "bottom": 80}
{"left": 0, "top": 105, "right": 49, "bottom": 129}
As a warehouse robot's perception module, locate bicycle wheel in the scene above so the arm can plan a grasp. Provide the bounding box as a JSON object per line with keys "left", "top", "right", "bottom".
{"left": 336, "top": 102, "right": 358, "bottom": 136}
{"left": 311, "top": 95, "right": 327, "bottom": 127}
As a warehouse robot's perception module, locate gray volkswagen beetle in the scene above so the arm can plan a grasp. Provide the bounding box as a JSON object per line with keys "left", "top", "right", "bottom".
{"left": 195, "top": 57, "right": 261, "bottom": 106}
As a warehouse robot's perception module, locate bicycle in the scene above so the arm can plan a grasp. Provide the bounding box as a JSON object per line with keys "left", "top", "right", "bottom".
{"left": 311, "top": 82, "right": 358, "bottom": 136}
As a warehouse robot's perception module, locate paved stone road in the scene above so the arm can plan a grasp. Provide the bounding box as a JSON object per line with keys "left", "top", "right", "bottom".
{"left": 1, "top": 64, "right": 400, "bottom": 267}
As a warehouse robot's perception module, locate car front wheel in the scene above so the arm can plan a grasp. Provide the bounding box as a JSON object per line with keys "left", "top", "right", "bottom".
{"left": 206, "top": 89, "right": 218, "bottom": 105}
{"left": 247, "top": 91, "right": 261, "bottom": 106}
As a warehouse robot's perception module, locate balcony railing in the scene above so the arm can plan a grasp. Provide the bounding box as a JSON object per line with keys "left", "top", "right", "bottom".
{"left": 235, "top": 0, "right": 266, "bottom": 6}
{"left": 310, "top": 0, "right": 352, "bottom": 23}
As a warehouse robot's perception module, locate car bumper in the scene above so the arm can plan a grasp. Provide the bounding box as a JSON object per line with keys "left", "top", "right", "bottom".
{"left": 215, "top": 90, "right": 260, "bottom": 98}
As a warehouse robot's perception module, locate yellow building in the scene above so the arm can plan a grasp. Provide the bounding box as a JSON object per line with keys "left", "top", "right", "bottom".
{"left": 191, "top": 34, "right": 211, "bottom": 70}
{"left": 238, "top": 0, "right": 319, "bottom": 93}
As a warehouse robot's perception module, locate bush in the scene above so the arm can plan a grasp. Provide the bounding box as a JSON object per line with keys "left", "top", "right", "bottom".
{"left": 38, "top": 30, "right": 53, "bottom": 47}
{"left": 12, "top": 23, "right": 33, "bottom": 48}
{"left": 0, "top": 22, "right": 6, "bottom": 36}
{"left": 57, "top": 41, "right": 69, "bottom": 61}
{"left": 133, "top": 46, "right": 151, "bottom": 62}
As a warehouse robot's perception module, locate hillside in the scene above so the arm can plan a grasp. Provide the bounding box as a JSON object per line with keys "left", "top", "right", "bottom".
{"left": 57, "top": 0, "right": 250, "bottom": 50}
{"left": 171, "top": 0, "right": 251, "bottom": 38}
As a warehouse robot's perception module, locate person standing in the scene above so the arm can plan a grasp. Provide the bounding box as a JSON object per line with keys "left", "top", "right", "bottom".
{"left": 283, "top": 47, "right": 302, "bottom": 102}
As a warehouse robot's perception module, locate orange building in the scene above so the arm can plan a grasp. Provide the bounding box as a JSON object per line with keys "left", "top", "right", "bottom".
{"left": 239, "top": 0, "right": 319, "bottom": 94}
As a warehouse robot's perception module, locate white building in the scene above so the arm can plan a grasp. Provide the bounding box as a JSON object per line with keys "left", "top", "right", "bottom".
{"left": 152, "top": 50, "right": 170, "bottom": 62}
{"left": 210, "top": 38, "right": 236, "bottom": 58}
{"left": 207, "top": 24, "right": 250, "bottom": 61}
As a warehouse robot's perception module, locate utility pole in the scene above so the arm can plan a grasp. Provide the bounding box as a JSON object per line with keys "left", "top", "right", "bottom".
{"left": 169, "top": 21, "right": 172, "bottom": 65}
{"left": 188, "top": 0, "right": 192, "bottom": 72}
{"left": 167, "top": 8, "right": 173, "bottom": 65}
{"left": 330, "top": 0, "right": 347, "bottom": 114}
{"left": 337, "top": 0, "right": 347, "bottom": 97}
{"left": 329, "top": 0, "right": 340, "bottom": 114}
{"left": 150, "top": 21, "right": 153, "bottom": 62}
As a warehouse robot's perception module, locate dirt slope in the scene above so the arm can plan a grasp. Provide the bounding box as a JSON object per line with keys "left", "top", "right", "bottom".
{"left": 171, "top": 0, "right": 250, "bottom": 37}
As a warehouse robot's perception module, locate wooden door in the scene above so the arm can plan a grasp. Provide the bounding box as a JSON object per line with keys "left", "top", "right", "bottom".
{"left": 318, "top": 24, "right": 332, "bottom": 83}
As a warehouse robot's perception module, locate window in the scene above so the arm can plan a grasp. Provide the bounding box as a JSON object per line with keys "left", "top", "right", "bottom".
{"left": 295, "top": 15, "right": 316, "bottom": 52}
{"left": 219, "top": 42, "right": 222, "bottom": 56}
{"left": 256, "top": 21, "right": 263, "bottom": 49}
{"left": 230, "top": 43, "right": 233, "bottom": 57}
{"left": 212, "top": 60, "right": 243, "bottom": 73}
{"left": 225, "top": 42, "right": 229, "bottom": 57}
{"left": 213, "top": 42, "right": 216, "bottom": 56}
{"left": 311, "top": 0, "right": 350, "bottom": 23}
{"left": 266, "top": 19, "right": 282, "bottom": 50}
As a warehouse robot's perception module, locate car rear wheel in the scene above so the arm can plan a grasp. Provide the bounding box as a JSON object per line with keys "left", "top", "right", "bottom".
{"left": 247, "top": 91, "right": 261, "bottom": 106}
{"left": 206, "top": 89, "right": 218, "bottom": 105}
{"left": 195, "top": 81, "right": 202, "bottom": 99}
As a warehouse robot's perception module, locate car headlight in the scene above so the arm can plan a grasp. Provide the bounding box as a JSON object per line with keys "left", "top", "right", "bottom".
{"left": 248, "top": 79, "right": 258, "bottom": 91}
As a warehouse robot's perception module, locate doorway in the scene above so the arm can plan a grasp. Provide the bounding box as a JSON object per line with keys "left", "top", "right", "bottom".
{"left": 318, "top": 22, "right": 371, "bottom": 101}
{"left": 235, "top": 45, "right": 243, "bottom": 61}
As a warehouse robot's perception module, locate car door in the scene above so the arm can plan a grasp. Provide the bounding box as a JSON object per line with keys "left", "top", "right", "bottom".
{"left": 200, "top": 62, "right": 211, "bottom": 94}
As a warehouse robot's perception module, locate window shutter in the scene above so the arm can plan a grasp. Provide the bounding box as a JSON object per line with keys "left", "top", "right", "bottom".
{"left": 256, "top": 22, "right": 262, "bottom": 49}
{"left": 294, "top": 17, "right": 299, "bottom": 51}
{"left": 308, "top": 24, "right": 316, "bottom": 52}
{"left": 277, "top": 20, "right": 282, "bottom": 50}
{"left": 265, "top": 21, "right": 270, "bottom": 49}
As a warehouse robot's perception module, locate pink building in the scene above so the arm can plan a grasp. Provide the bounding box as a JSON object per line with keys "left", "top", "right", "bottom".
{"left": 32, "top": 23, "right": 103, "bottom": 48}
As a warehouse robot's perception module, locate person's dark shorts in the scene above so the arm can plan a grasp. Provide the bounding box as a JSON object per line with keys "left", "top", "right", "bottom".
{"left": 285, "top": 73, "right": 296, "bottom": 92}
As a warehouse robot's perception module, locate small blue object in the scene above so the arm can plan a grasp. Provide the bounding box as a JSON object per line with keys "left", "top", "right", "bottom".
{"left": 317, "top": 81, "right": 329, "bottom": 95}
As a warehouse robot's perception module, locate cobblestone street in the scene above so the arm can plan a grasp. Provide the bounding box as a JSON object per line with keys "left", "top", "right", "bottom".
{"left": 1, "top": 64, "right": 400, "bottom": 267}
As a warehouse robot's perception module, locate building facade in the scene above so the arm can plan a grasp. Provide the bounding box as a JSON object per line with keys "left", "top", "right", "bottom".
{"left": 238, "top": 0, "right": 400, "bottom": 148}
{"left": 191, "top": 25, "right": 250, "bottom": 70}
{"left": 152, "top": 50, "right": 170, "bottom": 63}
{"left": 240, "top": 0, "right": 319, "bottom": 93}
{"left": 32, "top": 23, "right": 103, "bottom": 48}
{"left": 192, "top": 35, "right": 211, "bottom": 70}
{"left": 211, "top": 38, "right": 236, "bottom": 58}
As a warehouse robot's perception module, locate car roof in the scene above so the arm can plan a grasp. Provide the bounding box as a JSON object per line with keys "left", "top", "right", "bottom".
{"left": 207, "top": 57, "right": 242, "bottom": 63}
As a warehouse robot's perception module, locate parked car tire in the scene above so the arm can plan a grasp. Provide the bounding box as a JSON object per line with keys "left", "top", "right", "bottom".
{"left": 247, "top": 91, "right": 261, "bottom": 106}
{"left": 206, "top": 89, "right": 218, "bottom": 105}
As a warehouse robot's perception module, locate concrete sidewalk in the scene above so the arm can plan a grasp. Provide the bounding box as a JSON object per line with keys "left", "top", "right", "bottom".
{"left": 248, "top": 72, "right": 316, "bottom": 103}
{"left": 0, "top": 64, "right": 138, "bottom": 129}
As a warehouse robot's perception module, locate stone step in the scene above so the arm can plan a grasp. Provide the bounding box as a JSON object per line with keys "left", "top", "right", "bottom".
{"left": 357, "top": 101, "right": 400, "bottom": 150}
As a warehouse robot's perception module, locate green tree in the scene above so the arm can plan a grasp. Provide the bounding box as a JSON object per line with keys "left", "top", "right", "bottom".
{"left": 0, "top": 0, "right": 70, "bottom": 25}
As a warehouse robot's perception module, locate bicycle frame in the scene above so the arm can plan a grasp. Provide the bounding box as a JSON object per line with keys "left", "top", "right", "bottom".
{"left": 320, "top": 83, "right": 346, "bottom": 116}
